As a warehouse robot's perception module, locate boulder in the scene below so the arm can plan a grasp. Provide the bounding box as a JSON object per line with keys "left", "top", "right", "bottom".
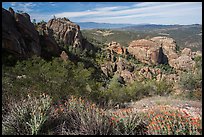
{"left": 60, "top": 51, "right": 68, "bottom": 61}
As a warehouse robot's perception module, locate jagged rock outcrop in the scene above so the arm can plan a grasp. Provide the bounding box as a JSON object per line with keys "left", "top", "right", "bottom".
{"left": 150, "top": 36, "right": 179, "bottom": 61}
{"left": 101, "top": 61, "right": 116, "bottom": 77}
{"left": 37, "top": 23, "right": 61, "bottom": 58}
{"left": 169, "top": 55, "right": 195, "bottom": 71}
{"left": 101, "top": 58, "right": 136, "bottom": 83}
{"left": 181, "top": 48, "right": 192, "bottom": 57}
{"left": 139, "top": 67, "right": 162, "bottom": 80}
{"left": 2, "top": 8, "right": 41, "bottom": 57}
{"left": 2, "top": 8, "right": 93, "bottom": 60}
{"left": 106, "top": 41, "right": 127, "bottom": 55}
{"left": 47, "top": 18, "right": 83, "bottom": 48}
{"left": 128, "top": 36, "right": 197, "bottom": 71}
{"left": 128, "top": 39, "right": 168, "bottom": 65}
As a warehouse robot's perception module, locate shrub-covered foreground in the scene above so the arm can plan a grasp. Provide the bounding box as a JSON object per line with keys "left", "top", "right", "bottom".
{"left": 2, "top": 56, "right": 173, "bottom": 106}
{"left": 2, "top": 94, "right": 147, "bottom": 135}
{"left": 2, "top": 94, "right": 202, "bottom": 135}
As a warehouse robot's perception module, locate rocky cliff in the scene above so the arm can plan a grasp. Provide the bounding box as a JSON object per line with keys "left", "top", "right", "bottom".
{"left": 2, "top": 8, "right": 92, "bottom": 60}
{"left": 128, "top": 36, "right": 197, "bottom": 71}
{"left": 2, "top": 8, "right": 41, "bottom": 57}
{"left": 128, "top": 39, "right": 168, "bottom": 65}
{"left": 47, "top": 18, "right": 83, "bottom": 48}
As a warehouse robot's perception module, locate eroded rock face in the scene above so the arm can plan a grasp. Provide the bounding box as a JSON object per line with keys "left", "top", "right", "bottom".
{"left": 2, "top": 8, "right": 40, "bottom": 57}
{"left": 128, "top": 36, "right": 197, "bottom": 71}
{"left": 139, "top": 67, "right": 162, "bottom": 80}
{"left": 37, "top": 23, "right": 61, "bottom": 58}
{"left": 181, "top": 48, "right": 192, "bottom": 57}
{"left": 101, "top": 58, "right": 136, "bottom": 83}
{"left": 107, "top": 41, "right": 126, "bottom": 55}
{"left": 150, "top": 36, "right": 179, "bottom": 61}
{"left": 128, "top": 39, "right": 167, "bottom": 65}
{"left": 47, "top": 18, "right": 83, "bottom": 48}
{"left": 169, "top": 55, "right": 195, "bottom": 71}
{"left": 101, "top": 61, "right": 116, "bottom": 77}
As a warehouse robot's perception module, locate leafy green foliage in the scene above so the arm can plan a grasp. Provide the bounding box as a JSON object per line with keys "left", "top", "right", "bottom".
{"left": 100, "top": 76, "right": 173, "bottom": 105}
{"left": 2, "top": 56, "right": 101, "bottom": 102}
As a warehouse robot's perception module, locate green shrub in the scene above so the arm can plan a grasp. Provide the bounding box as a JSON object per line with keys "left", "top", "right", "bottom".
{"left": 100, "top": 78, "right": 172, "bottom": 106}
{"left": 2, "top": 56, "right": 100, "bottom": 102}
{"left": 179, "top": 71, "right": 202, "bottom": 91}
{"left": 2, "top": 93, "right": 52, "bottom": 135}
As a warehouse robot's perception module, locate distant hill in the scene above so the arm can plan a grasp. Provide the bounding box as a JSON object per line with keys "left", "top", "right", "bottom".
{"left": 120, "top": 24, "right": 202, "bottom": 32}
{"left": 82, "top": 24, "right": 202, "bottom": 52}
{"left": 76, "top": 22, "right": 135, "bottom": 29}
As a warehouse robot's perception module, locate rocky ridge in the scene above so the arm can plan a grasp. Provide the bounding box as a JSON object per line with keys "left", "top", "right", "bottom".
{"left": 2, "top": 8, "right": 41, "bottom": 57}
{"left": 2, "top": 8, "right": 90, "bottom": 60}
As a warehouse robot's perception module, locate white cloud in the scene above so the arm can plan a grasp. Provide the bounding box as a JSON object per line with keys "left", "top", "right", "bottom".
{"left": 93, "top": 6, "right": 129, "bottom": 11}
{"left": 7, "top": 2, "right": 201, "bottom": 24}
{"left": 49, "top": 2, "right": 56, "bottom": 6}
{"left": 9, "top": 2, "right": 37, "bottom": 12}
{"left": 11, "top": 2, "right": 16, "bottom": 6}
{"left": 54, "top": 2, "right": 201, "bottom": 19}
{"left": 68, "top": 2, "right": 201, "bottom": 25}
{"left": 133, "top": 2, "right": 171, "bottom": 7}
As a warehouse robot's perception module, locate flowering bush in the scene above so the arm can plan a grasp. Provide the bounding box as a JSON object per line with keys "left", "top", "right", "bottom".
{"left": 143, "top": 106, "right": 202, "bottom": 135}
{"left": 47, "top": 96, "right": 146, "bottom": 135}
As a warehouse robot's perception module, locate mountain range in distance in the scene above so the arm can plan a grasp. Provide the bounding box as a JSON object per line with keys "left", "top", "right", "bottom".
{"left": 76, "top": 22, "right": 135, "bottom": 29}
{"left": 76, "top": 22, "right": 202, "bottom": 30}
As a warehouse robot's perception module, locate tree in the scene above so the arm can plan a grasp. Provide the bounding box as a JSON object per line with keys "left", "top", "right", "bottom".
{"left": 32, "top": 19, "right": 36, "bottom": 25}
{"left": 17, "top": 10, "right": 24, "bottom": 14}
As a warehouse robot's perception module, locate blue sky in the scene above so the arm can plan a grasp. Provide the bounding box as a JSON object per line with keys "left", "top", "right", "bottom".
{"left": 2, "top": 2, "right": 202, "bottom": 25}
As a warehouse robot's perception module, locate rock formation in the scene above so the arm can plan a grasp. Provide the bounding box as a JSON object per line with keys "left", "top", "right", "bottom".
{"left": 150, "top": 36, "right": 179, "bottom": 61}
{"left": 2, "top": 8, "right": 41, "bottom": 57}
{"left": 106, "top": 41, "right": 127, "bottom": 55}
{"left": 169, "top": 55, "right": 195, "bottom": 71}
{"left": 36, "top": 23, "right": 61, "bottom": 58}
{"left": 2, "top": 8, "right": 93, "bottom": 60}
{"left": 139, "top": 67, "right": 162, "bottom": 80}
{"left": 101, "top": 57, "right": 136, "bottom": 83}
{"left": 128, "top": 36, "right": 197, "bottom": 71}
{"left": 128, "top": 39, "right": 168, "bottom": 65}
{"left": 46, "top": 17, "right": 83, "bottom": 48}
